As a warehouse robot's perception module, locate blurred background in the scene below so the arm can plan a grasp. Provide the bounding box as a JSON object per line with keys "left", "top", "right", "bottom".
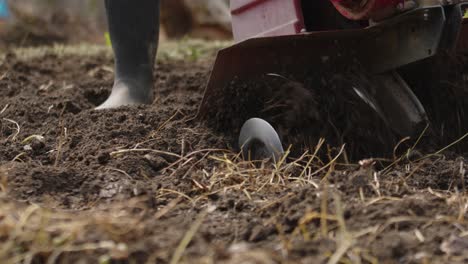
{"left": 0, "top": 0, "right": 232, "bottom": 48}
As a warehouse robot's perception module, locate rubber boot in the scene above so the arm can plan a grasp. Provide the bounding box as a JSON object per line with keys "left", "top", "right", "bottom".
{"left": 96, "top": 0, "right": 160, "bottom": 109}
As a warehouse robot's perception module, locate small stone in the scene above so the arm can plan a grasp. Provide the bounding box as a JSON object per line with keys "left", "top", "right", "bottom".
{"left": 30, "top": 139, "right": 45, "bottom": 152}
{"left": 406, "top": 149, "right": 423, "bottom": 161}
{"left": 23, "top": 144, "right": 33, "bottom": 151}
{"left": 144, "top": 154, "right": 168, "bottom": 171}
{"left": 248, "top": 225, "right": 276, "bottom": 242}
{"left": 97, "top": 151, "right": 111, "bottom": 164}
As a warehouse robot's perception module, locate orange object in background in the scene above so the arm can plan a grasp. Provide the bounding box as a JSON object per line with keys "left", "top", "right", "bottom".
{"left": 160, "top": 0, "right": 232, "bottom": 40}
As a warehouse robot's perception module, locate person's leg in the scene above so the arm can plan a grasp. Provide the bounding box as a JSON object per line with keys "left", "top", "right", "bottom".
{"left": 97, "top": 0, "right": 160, "bottom": 109}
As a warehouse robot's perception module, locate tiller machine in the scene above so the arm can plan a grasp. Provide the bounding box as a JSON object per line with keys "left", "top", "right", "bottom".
{"left": 198, "top": 0, "right": 468, "bottom": 160}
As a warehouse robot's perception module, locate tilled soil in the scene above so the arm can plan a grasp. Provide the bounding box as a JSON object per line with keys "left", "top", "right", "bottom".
{"left": 1, "top": 47, "right": 468, "bottom": 263}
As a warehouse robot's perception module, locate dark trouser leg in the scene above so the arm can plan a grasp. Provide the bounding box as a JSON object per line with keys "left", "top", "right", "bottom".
{"left": 97, "top": 0, "right": 160, "bottom": 109}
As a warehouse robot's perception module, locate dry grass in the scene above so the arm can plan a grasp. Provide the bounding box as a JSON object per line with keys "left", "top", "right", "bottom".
{"left": 0, "top": 39, "right": 231, "bottom": 64}
{"left": 1, "top": 142, "right": 468, "bottom": 263}
{"left": 0, "top": 193, "right": 148, "bottom": 264}
{"left": 0, "top": 145, "right": 335, "bottom": 262}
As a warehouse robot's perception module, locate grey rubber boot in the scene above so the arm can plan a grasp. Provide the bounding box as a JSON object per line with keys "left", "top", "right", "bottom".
{"left": 96, "top": 0, "right": 160, "bottom": 109}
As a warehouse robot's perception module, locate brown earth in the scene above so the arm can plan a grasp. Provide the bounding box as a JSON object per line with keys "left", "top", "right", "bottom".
{"left": 1, "top": 45, "right": 468, "bottom": 263}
